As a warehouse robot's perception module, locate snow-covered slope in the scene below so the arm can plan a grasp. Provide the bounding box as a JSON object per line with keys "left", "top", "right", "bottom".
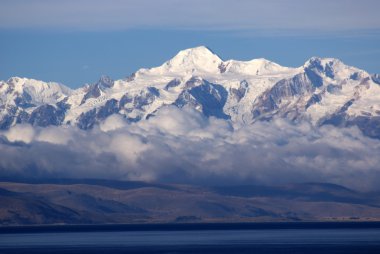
{"left": 1, "top": 46, "right": 379, "bottom": 138}
{"left": 0, "top": 77, "right": 72, "bottom": 128}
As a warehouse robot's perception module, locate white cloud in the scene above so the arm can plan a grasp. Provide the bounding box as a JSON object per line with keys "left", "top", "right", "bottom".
{"left": 99, "top": 114, "right": 127, "bottom": 132}
{"left": 4, "top": 124, "right": 35, "bottom": 143}
{"left": 36, "top": 126, "right": 74, "bottom": 145}
{"left": 1, "top": 106, "right": 380, "bottom": 191}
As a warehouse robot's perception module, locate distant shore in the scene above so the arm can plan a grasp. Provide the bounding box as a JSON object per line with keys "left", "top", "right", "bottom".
{"left": 1, "top": 221, "right": 380, "bottom": 234}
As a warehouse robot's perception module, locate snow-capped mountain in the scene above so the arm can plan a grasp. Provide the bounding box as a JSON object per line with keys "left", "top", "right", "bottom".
{"left": 1, "top": 46, "right": 379, "bottom": 138}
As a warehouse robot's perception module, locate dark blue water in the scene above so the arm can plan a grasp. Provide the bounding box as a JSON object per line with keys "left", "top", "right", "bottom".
{"left": 1, "top": 224, "right": 380, "bottom": 253}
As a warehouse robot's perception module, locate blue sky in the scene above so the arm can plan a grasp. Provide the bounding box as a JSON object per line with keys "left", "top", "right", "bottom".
{"left": 1, "top": 0, "right": 379, "bottom": 88}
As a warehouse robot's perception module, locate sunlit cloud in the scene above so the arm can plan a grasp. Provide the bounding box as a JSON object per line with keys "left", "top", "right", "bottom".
{"left": 1, "top": 106, "right": 379, "bottom": 191}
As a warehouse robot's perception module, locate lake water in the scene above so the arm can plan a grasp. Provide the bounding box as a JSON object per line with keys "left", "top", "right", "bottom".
{"left": 1, "top": 224, "right": 380, "bottom": 253}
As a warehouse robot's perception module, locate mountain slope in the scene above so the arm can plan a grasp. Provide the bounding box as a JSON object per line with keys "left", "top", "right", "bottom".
{"left": 1, "top": 180, "right": 380, "bottom": 225}
{"left": 0, "top": 77, "right": 71, "bottom": 128}
{"left": 1, "top": 46, "right": 379, "bottom": 138}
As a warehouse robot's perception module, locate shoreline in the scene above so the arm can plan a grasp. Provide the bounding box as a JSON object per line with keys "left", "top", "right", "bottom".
{"left": 1, "top": 221, "right": 380, "bottom": 234}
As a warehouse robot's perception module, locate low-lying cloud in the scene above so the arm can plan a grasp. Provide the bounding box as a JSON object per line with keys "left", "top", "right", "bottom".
{"left": 1, "top": 106, "right": 380, "bottom": 191}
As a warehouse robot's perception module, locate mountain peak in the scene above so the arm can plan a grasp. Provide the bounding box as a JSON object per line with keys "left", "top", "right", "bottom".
{"left": 137, "top": 47, "right": 297, "bottom": 77}
{"left": 161, "top": 46, "right": 222, "bottom": 74}
{"left": 304, "top": 57, "right": 343, "bottom": 69}
{"left": 303, "top": 56, "right": 366, "bottom": 81}
{"left": 96, "top": 75, "right": 114, "bottom": 88}
{"left": 177, "top": 45, "right": 218, "bottom": 57}
{"left": 222, "top": 58, "right": 293, "bottom": 75}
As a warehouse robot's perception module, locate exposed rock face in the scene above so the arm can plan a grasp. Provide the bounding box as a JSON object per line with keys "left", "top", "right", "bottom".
{"left": 29, "top": 104, "right": 66, "bottom": 127}
{"left": 175, "top": 79, "right": 230, "bottom": 119}
{"left": 77, "top": 99, "right": 119, "bottom": 129}
{"left": 251, "top": 73, "right": 315, "bottom": 120}
{"left": 80, "top": 76, "right": 114, "bottom": 105}
{"left": 372, "top": 74, "right": 380, "bottom": 85}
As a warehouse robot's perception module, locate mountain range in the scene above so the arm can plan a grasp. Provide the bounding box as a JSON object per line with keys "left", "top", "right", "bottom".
{"left": 1, "top": 179, "right": 380, "bottom": 225}
{"left": 1, "top": 46, "right": 379, "bottom": 138}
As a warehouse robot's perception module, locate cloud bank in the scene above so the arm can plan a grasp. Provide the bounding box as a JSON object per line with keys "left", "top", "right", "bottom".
{"left": 1, "top": 106, "right": 380, "bottom": 191}
{"left": 1, "top": 0, "right": 379, "bottom": 31}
